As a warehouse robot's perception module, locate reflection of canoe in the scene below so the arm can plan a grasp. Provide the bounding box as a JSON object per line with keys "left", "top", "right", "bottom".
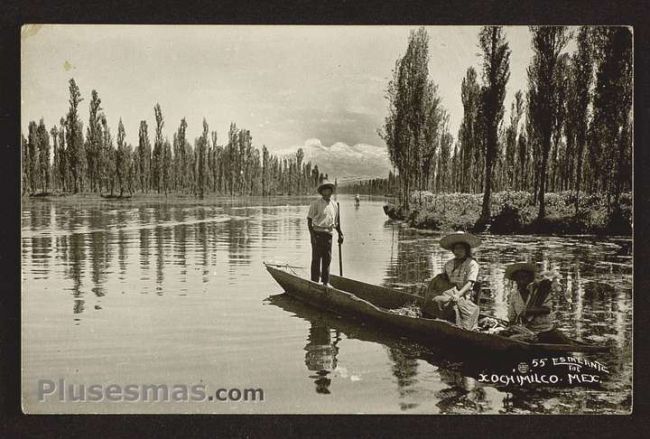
{"left": 267, "top": 292, "right": 474, "bottom": 365}
{"left": 265, "top": 293, "right": 546, "bottom": 385}
{"left": 264, "top": 263, "right": 608, "bottom": 354}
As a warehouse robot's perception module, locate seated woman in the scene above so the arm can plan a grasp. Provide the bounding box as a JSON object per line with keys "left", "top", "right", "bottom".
{"left": 505, "top": 262, "right": 569, "bottom": 343}
{"left": 422, "top": 232, "right": 481, "bottom": 330}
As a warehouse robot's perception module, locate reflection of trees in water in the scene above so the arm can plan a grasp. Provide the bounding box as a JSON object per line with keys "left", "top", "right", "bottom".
{"left": 195, "top": 208, "right": 210, "bottom": 283}
{"left": 384, "top": 226, "right": 434, "bottom": 295}
{"left": 386, "top": 344, "right": 493, "bottom": 413}
{"left": 26, "top": 202, "right": 52, "bottom": 231}
{"left": 225, "top": 212, "right": 253, "bottom": 270}
{"left": 558, "top": 260, "right": 630, "bottom": 359}
{"left": 292, "top": 211, "right": 303, "bottom": 243}
{"left": 152, "top": 204, "right": 172, "bottom": 291}
{"left": 482, "top": 238, "right": 631, "bottom": 362}
{"left": 501, "top": 389, "right": 547, "bottom": 414}
{"left": 172, "top": 208, "right": 188, "bottom": 277}
{"left": 88, "top": 207, "right": 110, "bottom": 298}
{"left": 383, "top": 232, "right": 633, "bottom": 355}
{"left": 30, "top": 235, "right": 52, "bottom": 280}
{"left": 499, "top": 383, "right": 628, "bottom": 414}
{"left": 379, "top": 232, "right": 632, "bottom": 412}
{"left": 435, "top": 367, "right": 489, "bottom": 414}
{"left": 208, "top": 208, "right": 220, "bottom": 268}
{"left": 139, "top": 207, "right": 151, "bottom": 270}
{"left": 116, "top": 210, "right": 129, "bottom": 278}
{"left": 67, "top": 228, "right": 86, "bottom": 315}
{"left": 260, "top": 207, "right": 280, "bottom": 243}
{"left": 386, "top": 347, "right": 420, "bottom": 411}
{"left": 304, "top": 320, "right": 340, "bottom": 395}
{"left": 52, "top": 203, "right": 70, "bottom": 233}
{"left": 155, "top": 223, "right": 166, "bottom": 292}
{"left": 55, "top": 235, "right": 68, "bottom": 273}
{"left": 271, "top": 294, "right": 498, "bottom": 410}
{"left": 28, "top": 204, "right": 54, "bottom": 279}
{"left": 73, "top": 298, "right": 84, "bottom": 315}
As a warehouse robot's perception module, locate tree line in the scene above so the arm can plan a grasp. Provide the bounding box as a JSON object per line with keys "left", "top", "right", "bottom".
{"left": 338, "top": 172, "right": 399, "bottom": 196}
{"left": 22, "top": 79, "right": 330, "bottom": 198}
{"left": 381, "top": 26, "right": 632, "bottom": 223}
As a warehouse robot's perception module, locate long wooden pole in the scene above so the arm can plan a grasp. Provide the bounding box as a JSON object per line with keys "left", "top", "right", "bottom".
{"left": 337, "top": 201, "right": 343, "bottom": 276}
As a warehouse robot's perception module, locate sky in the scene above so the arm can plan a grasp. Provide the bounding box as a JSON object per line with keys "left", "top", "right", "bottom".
{"left": 21, "top": 25, "right": 577, "bottom": 180}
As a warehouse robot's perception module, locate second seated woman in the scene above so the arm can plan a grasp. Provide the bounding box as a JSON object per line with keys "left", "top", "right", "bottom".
{"left": 422, "top": 231, "right": 481, "bottom": 329}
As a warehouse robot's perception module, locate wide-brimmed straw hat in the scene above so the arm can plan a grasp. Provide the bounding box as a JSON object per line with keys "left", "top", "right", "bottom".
{"left": 317, "top": 180, "right": 335, "bottom": 194}
{"left": 439, "top": 231, "right": 482, "bottom": 250}
{"left": 504, "top": 262, "right": 537, "bottom": 281}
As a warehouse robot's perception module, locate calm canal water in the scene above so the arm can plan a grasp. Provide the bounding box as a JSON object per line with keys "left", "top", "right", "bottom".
{"left": 21, "top": 195, "right": 632, "bottom": 414}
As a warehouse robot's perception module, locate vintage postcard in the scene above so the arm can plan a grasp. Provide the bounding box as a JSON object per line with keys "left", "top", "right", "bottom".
{"left": 21, "top": 25, "right": 632, "bottom": 414}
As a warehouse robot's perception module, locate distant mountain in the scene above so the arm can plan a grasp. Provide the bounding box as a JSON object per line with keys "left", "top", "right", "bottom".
{"left": 276, "top": 138, "right": 392, "bottom": 180}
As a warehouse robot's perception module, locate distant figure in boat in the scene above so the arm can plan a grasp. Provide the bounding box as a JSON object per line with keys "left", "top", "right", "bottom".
{"left": 505, "top": 262, "right": 569, "bottom": 343}
{"left": 354, "top": 194, "right": 360, "bottom": 206}
{"left": 307, "top": 179, "right": 344, "bottom": 287}
{"left": 422, "top": 232, "right": 481, "bottom": 330}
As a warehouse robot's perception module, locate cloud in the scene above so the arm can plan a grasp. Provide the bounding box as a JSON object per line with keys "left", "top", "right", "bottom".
{"left": 277, "top": 138, "right": 392, "bottom": 180}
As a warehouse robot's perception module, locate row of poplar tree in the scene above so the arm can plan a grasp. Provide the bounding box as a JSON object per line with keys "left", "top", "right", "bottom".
{"left": 22, "top": 79, "right": 330, "bottom": 198}
{"left": 338, "top": 173, "right": 399, "bottom": 196}
{"left": 381, "top": 26, "right": 632, "bottom": 221}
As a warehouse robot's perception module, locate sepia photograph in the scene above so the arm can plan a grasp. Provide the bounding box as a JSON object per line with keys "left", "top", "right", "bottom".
{"left": 20, "top": 24, "right": 632, "bottom": 414}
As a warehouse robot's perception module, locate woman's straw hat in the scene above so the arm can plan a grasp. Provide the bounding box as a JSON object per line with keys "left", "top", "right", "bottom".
{"left": 504, "top": 262, "right": 537, "bottom": 281}
{"left": 439, "top": 231, "right": 482, "bottom": 250}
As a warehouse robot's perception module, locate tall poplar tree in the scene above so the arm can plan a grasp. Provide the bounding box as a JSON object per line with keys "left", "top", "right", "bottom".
{"left": 477, "top": 26, "right": 511, "bottom": 225}
{"left": 527, "top": 26, "right": 570, "bottom": 220}
{"left": 65, "top": 79, "right": 84, "bottom": 193}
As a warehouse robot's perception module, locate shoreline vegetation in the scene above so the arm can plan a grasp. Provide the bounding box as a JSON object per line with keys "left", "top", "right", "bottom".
{"left": 384, "top": 190, "right": 632, "bottom": 236}
{"left": 23, "top": 26, "right": 632, "bottom": 240}
{"left": 22, "top": 80, "right": 334, "bottom": 201}
{"left": 378, "top": 27, "right": 632, "bottom": 238}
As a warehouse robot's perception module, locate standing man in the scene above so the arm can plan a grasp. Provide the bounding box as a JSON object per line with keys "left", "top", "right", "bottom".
{"left": 307, "top": 179, "right": 344, "bottom": 286}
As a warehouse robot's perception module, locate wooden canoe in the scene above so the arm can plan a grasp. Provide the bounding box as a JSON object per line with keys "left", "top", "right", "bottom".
{"left": 264, "top": 263, "right": 609, "bottom": 355}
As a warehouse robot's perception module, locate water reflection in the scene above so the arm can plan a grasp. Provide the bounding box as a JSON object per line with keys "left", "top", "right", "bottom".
{"left": 22, "top": 201, "right": 274, "bottom": 309}
{"left": 68, "top": 228, "right": 86, "bottom": 319}
{"left": 117, "top": 210, "right": 129, "bottom": 278}
{"left": 382, "top": 225, "right": 632, "bottom": 352}
{"left": 22, "top": 197, "right": 632, "bottom": 413}
{"left": 435, "top": 369, "right": 489, "bottom": 414}
{"left": 378, "top": 224, "right": 631, "bottom": 413}
{"left": 387, "top": 347, "right": 419, "bottom": 410}
{"left": 89, "top": 208, "right": 109, "bottom": 298}
{"left": 383, "top": 226, "right": 435, "bottom": 295}
{"left": 268, "top": 293, "right": 507, "bottom": 413}
{"left": 304, "top": 320, "right": 341, "bottom": 395}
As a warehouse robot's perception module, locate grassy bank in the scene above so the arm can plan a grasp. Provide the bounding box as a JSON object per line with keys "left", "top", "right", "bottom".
{"left": 384, "top": 191, "right": 632, "bottom": 236}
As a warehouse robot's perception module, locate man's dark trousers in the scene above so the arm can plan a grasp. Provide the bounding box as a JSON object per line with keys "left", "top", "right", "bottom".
{"left": 311, "top": 231, "right": 332, "bottom": 284}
